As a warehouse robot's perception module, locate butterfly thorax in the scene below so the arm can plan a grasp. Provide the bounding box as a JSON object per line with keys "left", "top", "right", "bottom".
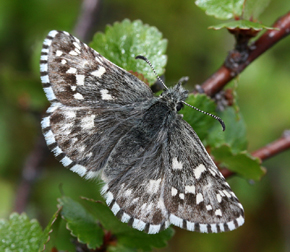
{"left": 158, "top": 83, "right": 188, "bottom": 112}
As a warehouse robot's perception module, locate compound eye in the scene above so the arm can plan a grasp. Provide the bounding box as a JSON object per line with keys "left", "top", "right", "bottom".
{"left": 176, "top": 102, "right": 183, "bottom": 111}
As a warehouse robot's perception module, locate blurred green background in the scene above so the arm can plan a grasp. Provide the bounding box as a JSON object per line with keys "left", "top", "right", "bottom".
{"left": 0, "top": 0, "right": 290, "bottom": 251}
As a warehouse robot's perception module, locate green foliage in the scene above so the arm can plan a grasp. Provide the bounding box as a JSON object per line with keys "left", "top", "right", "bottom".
{"left": 58, "top": 196, "right": 104, "bottom": 249}
{"left": 84, "top": 197, "right": 174, "bottom": 251}
{"left": 196, "top": 0, "right": 274, "bottom": 30}
{"left": 180, "top": 94, "right": 217, "bottom": 140}
{"left": 90, "top": 19, "right": 167, "bottom": 85}
{"left": 211, "top": 145, "right": 265, "bottom": 180}
{"left": 58, "top": 196, "right": 174, "bottom": 251}
{"left": 209, "top": 20, "right": 276, "bottom": 31}
{"left": 0, "top": 213, "right": 46, "bottom": 252}
{"left": 207, "top": 107, "right": 247, "bottom": 153}
{"left": 243, "top": 0, "right": 272, "bottom": 20}
{"left": 206, "top": 107, "right": 264, "bottom": 180}
{"left": 195, "top": 0, "right": 244, "bottom": 19}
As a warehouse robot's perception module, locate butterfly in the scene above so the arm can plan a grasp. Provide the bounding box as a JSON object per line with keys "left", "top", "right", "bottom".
{"left": 40, "top": 30, "right": 244, "bottom": 234}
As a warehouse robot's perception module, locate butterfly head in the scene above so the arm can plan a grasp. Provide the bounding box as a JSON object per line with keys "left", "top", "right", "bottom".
{"left": 159, "top": 82, "right": 188, "bottom": 112}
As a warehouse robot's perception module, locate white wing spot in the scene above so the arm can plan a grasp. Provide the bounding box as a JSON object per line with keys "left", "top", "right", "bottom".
{"left": 185, "top": 185, "right": 195, "bottom": 194}
{"left": 211, "top": 224, "right": 218, "bottom": 233}
{"left": 64, "top": 110, "right": 76, "bottom": 118}
{"left": 236, "top": 215, "right": 244, "bottom": 226}
{"left": 186, "top": 221, "right": 195, "bottom": 231}
{"left": 121, "top": 213, "right": 131, "bottom": 223}
{"left": 219, "top": 223, "right": 225, "bottom": 232}
{"left": 40, "top": 55, "right": 48, "bottom": 61}
{"left": 124, "top": 189, "right": 132, "bottom": 197}
{"left": 81, "top": 115, "right": 95, "bottom": 130}
{"left": 43, "top": 38, "right": 52, "bottom": 46}
{"left": 41, "top": 75, "right": 49, "bottom": 84}
{"left": 132, "top": 218, "right": 146, "bottom": 231}
{"left": 223, "top": 190, "right": 231, "bottom": 198}
{"left": 199, "top": 224, "right": 208, "bottom": 233}
{"left": 194, "top": 164, "right": 206, "bottom": 179}
{"left": 147, "top": 179, "right": 161, "bottom": 194}
{"left": 66, "top": 67, "right": 77, "bottom": 74}
{"left": 69, "top": 50, "right": 79, "bottom": 55}
{"left": 170, "top": 214, "right": 183, "bottom": 227}
{"left": 179, "top": 193, "right": 185, "bottom": 200}
{"left": 61, "top": 59, "right": 67, "bottom": 65}
{"left": 40, "top": 63, "right": 48, "bottom": 72}
{"left": 172, "top": 157, "right": 183, "bottom": 170}
{"left": 52, "top": 146, "right": 62, "bottom": 156}
{"left": 95, "top": 56, "right": 103, "bottom": 64}
{"left": 171, "top": 187, "right": 178, "bottom": 196}
{"left": 74, "top": 93, "right": 84, "bottom": 100}
{"left": 148, "top": 224, "right": 161, "bottom": 234}
{"left": 111, "top": 202, "right": 120, "bottom": 215}
{"left": 43, "top": 87, "right": 56, "bottom": 101}
{"left": 44, "top": 130, "right": 55, "bottom": 145}
{"left": 227, "top": 221, "right": 235, "bottom": 231}
{"left": 196, "top": 193, "right": 204, "bottom": 204}
{"left": 41, "top": 117, "right": 50, "bottom": 128}
{"left": 206, "top": 204, "right": 212, "bottom": 211}
{"left": 73, "top": 41, "right": 81, "bottom": 50}
{"left": 76, "top": 75, "right": 85, "bottom": 86}
{"left": 55, "top": 50, "right": 63, "bottom": 56}
{"left": 91, "top": 66, "right": 106, "bottom": 78}
{"left": 216, "top": 193, "right": 222, "bottom": 203}
{"left": 74, "top": 48, "right": 81, "bottom": 55}
{"left": 71, "top": 86, "right": 76, "bottom": 91}
{"left": 100, "top": 89, "right": 113, "bottom": 100}
{"left": 60, "top": 156, "right": 73, "bottom": 167}
{"left": 215, "top": 209, "right": 222, "bottom": 217}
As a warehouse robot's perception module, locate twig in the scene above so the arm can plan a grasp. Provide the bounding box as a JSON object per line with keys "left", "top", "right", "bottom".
{"left": 221, "top": 131, "right": 290, "bottom": 179}
{"left": 14, "top": 135, "right": 49, "bottom": 213}
{"left": 73, "top": 0, "right": 102, "bottom": 42}
{"left": 201, "top": 11, "right": 290, "bottom": 97}
{"left": 252, "top": 130, "right": 290, "bottom": 161}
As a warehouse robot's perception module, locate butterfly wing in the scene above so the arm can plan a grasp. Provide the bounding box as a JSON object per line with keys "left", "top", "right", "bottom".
{"left": 101, "top": 104, "right": 244, "bottom": 234}
{"left": 101, "top": 101, "right": 171, "bottom": 234}
{"left": 163, "top": 119, "right": 244, "bottom": 233}
{"left": 40, "top": 30, "right": 153, "bottom": 107}
{"left": 40, "top": 31, "right": 153, "bottom": 178}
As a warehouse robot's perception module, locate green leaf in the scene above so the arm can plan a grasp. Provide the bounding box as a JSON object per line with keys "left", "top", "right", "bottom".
{"left": 90, "top": 19, "right": 167, "bottom": 84}
{"left": 83, "top": 198, "right": 174, "bottom": 251}
{"left": 207, "top": 106, "right": 247, "bottom": 153}
{"left": 180, "top": 94, "right": 218, "bottom": 141}
{"left": 211, "top": 145, "right": 265, "bottom": 180}
{"left": 209, "top": 20, "right": 277, "bottom": 31}
{"left": 0, "top": 213, "right": 44, "bottom": 252}
{"left": 243, "top": 0, "right": 272, "bottom": 20}
{"left": 58, "top": 196, "right": 104, "bottom": 249}
{"left": 108, "top": 244, "right": 137, "bottom": 252}
{"left": 39, "top": 208, "right": 62, "bottom": 252}
{"left": 195, "top": 0, "right": 244, "bottom": 20}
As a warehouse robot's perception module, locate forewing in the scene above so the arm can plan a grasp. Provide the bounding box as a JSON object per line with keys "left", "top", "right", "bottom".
{"left": 40, "top": 30, "right": 153, "bottom": 107}
{"left": 164, "top": 119, "right": 245, "bottom": 233}
{"left": 40, "top": 30, "right": 153, "bottom": 178}
{"left": 42, "top": 105, "right": 143, "bottom": 179}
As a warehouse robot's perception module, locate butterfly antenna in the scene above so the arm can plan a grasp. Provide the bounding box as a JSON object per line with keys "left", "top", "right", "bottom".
{"left": 182, "top": 101, "right": 226, "bottom": 131}
{"left": 135, "top": 55, "right": 168, "bottom": 91}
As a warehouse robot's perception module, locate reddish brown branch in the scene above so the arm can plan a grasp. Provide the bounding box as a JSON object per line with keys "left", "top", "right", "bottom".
{"left": 201, "top": 11, "right": 290, "bottom": 96}
{"left": 222, "top": 131, "right": 290, "bottom": 178}
{"left": 252, "top": 130, "right": 290, "bottom": 161}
